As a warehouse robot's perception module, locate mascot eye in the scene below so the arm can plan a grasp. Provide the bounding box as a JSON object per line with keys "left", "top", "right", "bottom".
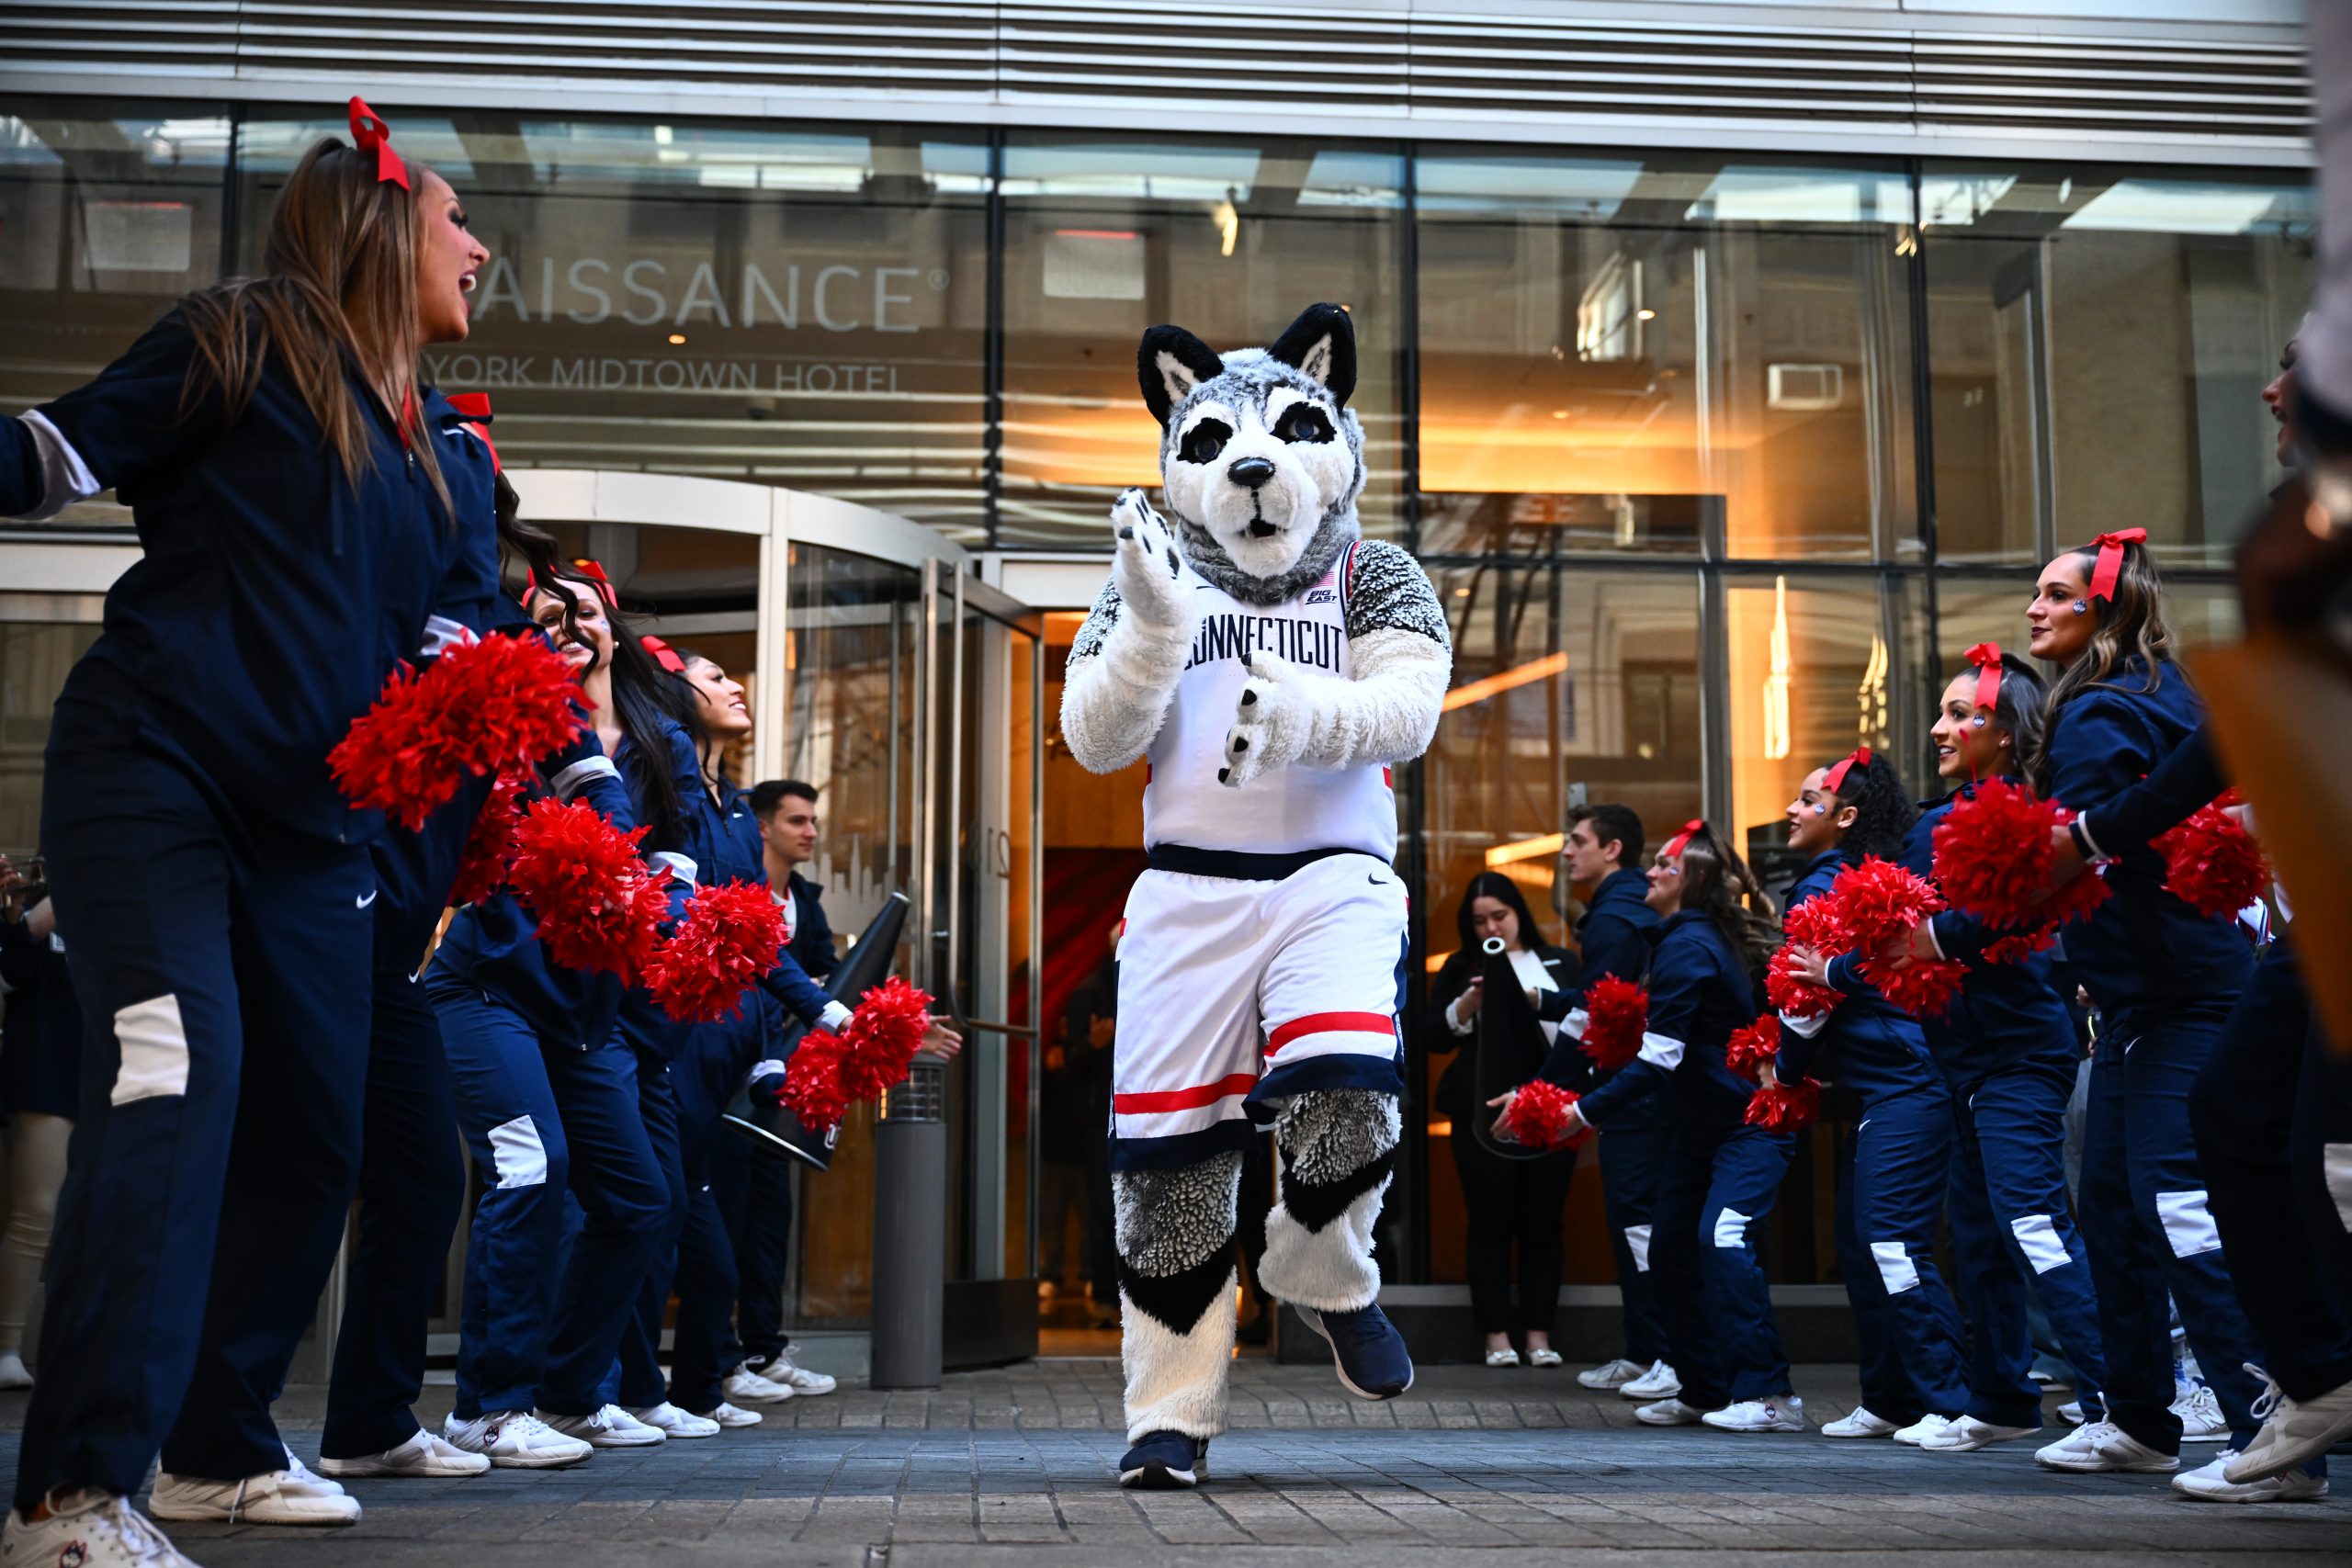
{"left": 1273, "top": 404, "right": 1334, "bottom": 444}
{"left": 1179, "top": 419, "right": 1231, "bottom": 465}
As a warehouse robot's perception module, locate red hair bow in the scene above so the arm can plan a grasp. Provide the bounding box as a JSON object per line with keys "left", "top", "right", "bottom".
{"left": 519, "top": 558, "right": 617, "bottom": 614}
{"left": 1662, "top": 818, "right": 1705, "bottom": 860}
{"left": 346, "top": 96, "right": 410, "bottom": 191}
{"left": 1824, "top": 747, "right": 1871, "bottom": 795}
{"left": 640, "top": 635, "right": 687, "bottom": 674}
{"left": 2088, "top": 528, "right": 2146, "bottom": 603}
{"left": 1964, "top": 643, "right": 2002, "bottom": 712}
{"left": 446, "top": 391, "right": 499, "bottom": 474}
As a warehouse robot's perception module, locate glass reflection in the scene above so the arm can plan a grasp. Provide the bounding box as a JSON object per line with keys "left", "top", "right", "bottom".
{"left": 1416, "top": 151, "right": 1918, "bottom": 561}
{"left": 999, "top": 133, "right": 1405, "bottom": 547}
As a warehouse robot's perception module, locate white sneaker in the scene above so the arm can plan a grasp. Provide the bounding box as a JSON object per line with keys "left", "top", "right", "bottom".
{"left": 1821, "top": 1406, "right": 1901, "bottom": 1439}
{"left": 149, "top": 1467, "right": 359, "bottom": 1527}
{"left": 2058, "top": 1400, "right": 2085, "bottom": 1426}
{"left": 2034, "top": 1420, "right": 2177, "bottom": 1473}
{"left": 1620, "top": 1360, "right": 1682, "bottom": 1401}
{"left": 276, "top": 1450, "right": 342, "bottom": 1496}
{"left": 4, "top": 1491, "right": 198, "bottom": 1566}
{"left": 1483, "top": 1348, "right": 1520, "bottom": 1368}
{"left": 2173, "top": 1382, "right": 2229, "bottom": 1442}
{"left": 317, "top": 1430, "right": 490, "bottom": 1478}
{"left": 1577, "top": 1358, "right": 1644, "bottom": 1391}
{"left": 0, "top": 1351, "right": 30, "bottom": 1392}
{"left": 2229, "top": 1367, "right": 2352, "bottom": 1483}
{"left": 1918, "top": 1416, "right": 2041, "bottom": 1452}
{"left": 628, "top": 1403, "right": 719, "bottom": 1439}
{"left": 540, "top": 1404, "right": 664, "bottom": 1448}
{"left": 693, "top": 1402, "right": 763, "bottom": 1429}
{"left": 1702, "top": 1396, "right": 1804, "bottom": 1433}
{"left": 721, "top": 1365, "right": 797, "bottom": 1405}
{"left": 1893, "top": 1414, "right": 1956, "bottom": 1447}
{"left": 442, "top": 1410, "right": 594, "bottom": 1469}
{"left": 757, "top": 1350, "right": 837, "bottom": 1396}
{"left": 1634, "top": 1397, "right": 1704, "bottom": 1426}
{"left": 1526, "top": 1348, "right": 1563, "bottom": 1369}
{"left": 2175, "top": 1450, "right": 2328, "bottom": 1504}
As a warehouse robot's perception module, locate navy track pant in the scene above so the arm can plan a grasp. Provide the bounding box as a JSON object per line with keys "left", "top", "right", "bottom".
{"left": 1834, "top": 1086, "right": 1972, "bottom": 1424}
{"left": 1648, "top": 1122, "right": 1794, "bottom": 1411}
{"left": 1596, "top": 1122, "right": 1668, "bottom": 1367}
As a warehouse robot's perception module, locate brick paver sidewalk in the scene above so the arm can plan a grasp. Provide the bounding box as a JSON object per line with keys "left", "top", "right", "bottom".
{"left": 5, "top": 1362, "right": 2346, "bottom": 1565}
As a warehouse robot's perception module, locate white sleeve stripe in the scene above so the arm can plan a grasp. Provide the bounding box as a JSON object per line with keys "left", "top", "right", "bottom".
{"left": 2074, "top": 812, "right": 2108, "bottom": 860}
{"left": 1779, "top": 1009, "right": 1829, "bottom": 1039}
{"left": 419, "top": 615, "right": 476, "bottom": 658}
{"left": 746, "top": 1058, "right": 786, "bottom": 1085}
{"left": 648, "top": 851, "right": 697, "bottom": 884}
{"left": 1635, "top": 1032, "right": 1684, "bottom": 1070}
{"left": 17, "top": 411, "right": 101, "bottom": 522}
{"left": 550, "top": 755, "right": 617, "bottom": 800}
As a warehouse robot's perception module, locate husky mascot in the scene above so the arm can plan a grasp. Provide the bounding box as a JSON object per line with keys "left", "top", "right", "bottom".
{"left": 1060, "top": 303, "right": 1453, "bottom": 1488}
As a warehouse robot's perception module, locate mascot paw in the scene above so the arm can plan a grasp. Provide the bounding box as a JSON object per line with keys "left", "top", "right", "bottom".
{"left": 1219, "top": 652, "right": 1317, "bottom": 787}
{"left": 1110, "top": 489, "right": 1189, "bottom": 629}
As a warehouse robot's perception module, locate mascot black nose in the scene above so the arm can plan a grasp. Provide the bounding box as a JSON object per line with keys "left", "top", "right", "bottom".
{"left": 1227, "top": 456, "right": 1276, "bottom": 490}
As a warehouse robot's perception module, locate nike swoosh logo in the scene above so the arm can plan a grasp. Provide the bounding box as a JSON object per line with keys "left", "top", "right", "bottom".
{"left": 356, "top": 890, "right": 378, "bottom": 908}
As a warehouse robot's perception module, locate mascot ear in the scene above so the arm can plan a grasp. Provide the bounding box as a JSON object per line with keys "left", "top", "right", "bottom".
{"left": 1137, "top": 325, "right": 1226, "bottom": 428}
{"left": 1266, "top": 302, "right": 1357, "bottom": 409}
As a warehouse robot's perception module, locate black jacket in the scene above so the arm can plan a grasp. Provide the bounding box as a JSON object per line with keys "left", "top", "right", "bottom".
{"left": 1422, "top": 939, "right": 1578, "bottom": 1127}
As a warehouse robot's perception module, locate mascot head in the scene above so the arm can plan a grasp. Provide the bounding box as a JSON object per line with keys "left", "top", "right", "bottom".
{"left": 1136, "top": 302, "right": 1365, "bottom": 601}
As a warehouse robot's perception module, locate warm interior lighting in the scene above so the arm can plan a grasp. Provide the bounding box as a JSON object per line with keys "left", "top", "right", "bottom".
{"left": 1428, "top": 1119, "right": 1454, "bottom": 1138}
{"left": 667, "top": 333, "right": 687, "bottom": 345}
{"left": 1860, "top": 631, "right": 1889, "bottom": 742}
{"left": 1636, "top": 308, "right": 1657, "bottom": 320}
{"left": 1487, "top": 832, "right": 1565, "bottom": 867}
{"left": 1444, "top": 650, "right": 1569, "bottom": 712}
{"left": 1426, "top": 949, "right": 1453, "bottom": 974}
{"left": 1215, "top": 192, "right": 1239, "bottom": 257}
{"left": 1763, "top": 574, "right": 1792, "bottom": 761}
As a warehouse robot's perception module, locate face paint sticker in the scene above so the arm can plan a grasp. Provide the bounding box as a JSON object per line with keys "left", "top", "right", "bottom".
{"left": 2071, "top": 601, "right": 2088, "bottom": 615}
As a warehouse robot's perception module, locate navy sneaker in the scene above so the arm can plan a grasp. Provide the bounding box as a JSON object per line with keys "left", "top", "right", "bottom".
{"left": 1118, "top": 1429, "right": 1207, "bottom": 1489}
{"left": 1296, "top": 1303, "right": 1414, "bottom": 1399}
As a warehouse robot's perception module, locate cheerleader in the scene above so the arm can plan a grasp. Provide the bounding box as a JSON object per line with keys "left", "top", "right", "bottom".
{"left": 631, "top": 649, "right": 957, "bottom": 1421}
{"left": 425, "top": 563, "right": 695, "bottom": 1465}
{"left": 1511, "top": 823, "right": 1798, "bottom": 1433}
{"left": 1770, "top": 750, "right": 1972, "bottom": 1444}
{"left": 0, "top": 102, "right": 488, "bottom": 1562}
{"left": 316, "top": 447, "right": 582, "bottom": 1478}
{"left": 1869, "top": 649, "right": 2112, "bottom": 1452}
{"left": 2041, "top": 724, "right": 2346, "bottom": 1500}
{"left": 2018, "top": 532, "right": 2267, "bottom": 1478}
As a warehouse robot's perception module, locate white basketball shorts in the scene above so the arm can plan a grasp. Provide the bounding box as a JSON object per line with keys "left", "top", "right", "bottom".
{"left": 1110, "top": 850, "right": 1408, "bottom": 1169}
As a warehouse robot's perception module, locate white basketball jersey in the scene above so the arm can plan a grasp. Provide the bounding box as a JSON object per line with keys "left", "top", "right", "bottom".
{"left": 1142, "top": 545, "right": 1398, "bottom": 861}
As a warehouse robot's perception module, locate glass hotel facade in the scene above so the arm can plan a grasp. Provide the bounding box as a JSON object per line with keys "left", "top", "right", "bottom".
{"left": 0, "top": 1, "right": 2316, "bottom": 1316}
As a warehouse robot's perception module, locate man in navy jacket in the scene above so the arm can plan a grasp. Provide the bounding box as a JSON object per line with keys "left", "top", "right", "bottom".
{"left": 1541, "top": 805, "right": 1672, "bottom": 1398}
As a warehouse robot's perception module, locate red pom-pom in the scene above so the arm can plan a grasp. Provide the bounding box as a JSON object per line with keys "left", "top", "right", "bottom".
{"left": 1497, "top": 1079, "right": 1589, "bottom": 1151}
{"left": 331, "top": 633, "right": 585, "bottom": 830}
{"left": 506, "top": 797, "right": 664, "bottom": 980}
{"left": 1978, "top": 926, "right": 2058, "bottom": 966}
{"left": 2153, "top": 795, "right": 2267, "bottom": 919}
{"left": 1858, "top": 955, "right": 1970, "bottom": 1019}
{"left": 1724, "top": 1014, "right": 1781, "bottom": 1077}
{"left": 446, "top": 771, "right": 527, "bottom": 908}
{"left": 836, "top": 976, "right": 936, "bottom": 1101}
{"left": 1744, "top": 1077, "right": 1823, "bottom": 1133}
{"left": 1579, "top": 976, "right": 1650, "bottom": 1072}
{"left": 1930, "top": 779, "right": 2060, "bottom": 931}
{"left": 778, "top": 1032, "right": 851, "bottom": 1134}
{"left": 644, "top": 881, "right": 789, "bottom": 1023}
{"left": 1828, "top": 856, "right": 1946, "bottom": 953}
{"left": 1767, "top": 899, "right": 1848, "bottom": 1020}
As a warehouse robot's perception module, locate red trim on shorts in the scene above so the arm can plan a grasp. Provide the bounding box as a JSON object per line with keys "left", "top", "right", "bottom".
{"left": 1265, "top": 1011, "right": 1396, "bottom": 1055}
{"left": 1114, "top": 1073, "right": 1260, "bottom": 1114}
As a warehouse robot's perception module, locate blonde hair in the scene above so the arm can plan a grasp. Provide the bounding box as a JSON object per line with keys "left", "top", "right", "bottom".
{"left": 178, "top": 135, "right": 450, "bottom": 521}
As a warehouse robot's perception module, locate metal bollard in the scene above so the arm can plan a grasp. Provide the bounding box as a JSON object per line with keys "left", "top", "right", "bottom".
{"left": 869, "top": 1056, "right": 947, "bottom": 1388}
